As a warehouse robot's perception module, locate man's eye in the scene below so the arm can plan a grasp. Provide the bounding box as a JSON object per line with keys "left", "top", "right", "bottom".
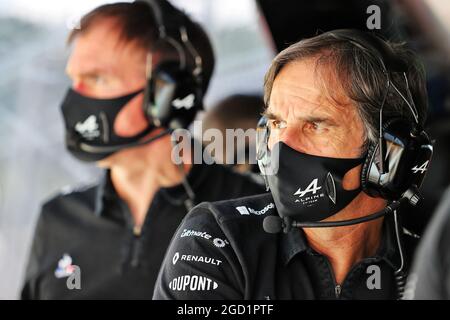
{"left": 270, "top": 120, "right": 287, "bottom": 129}
{"left": 86, "top": 75, "right": 106, "bottom": 85}
{"left": 306, "top": 121, "right": 325, "bottom": 132}
{"left": 94, "top": 76, "right": 106, "bottom": 85}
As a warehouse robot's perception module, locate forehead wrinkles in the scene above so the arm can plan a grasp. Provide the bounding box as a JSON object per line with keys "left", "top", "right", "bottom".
{"left": 270, "top": 61, "right": 323, "bottom": 109}
{"left": 269, "top": 59, "right": 355, "bottom": 121}
{"left": 312, "top": 53, "right": 354, "bottom": 110}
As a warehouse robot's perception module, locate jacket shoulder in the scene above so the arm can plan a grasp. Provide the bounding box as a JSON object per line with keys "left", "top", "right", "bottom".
{"left": 207, "top": 165, "right": 265, "bottom": 192}
{"left": 221, "top": 167, "right": 265, "bottom": 188}
{"left": 206, "top": 192, "right": 276, "bottom": 223}
{"left": 40, "top": 183, "right": 98, "bottom": 220}
{"left": 185, "top": 193, "right": 276, "bottom": 244}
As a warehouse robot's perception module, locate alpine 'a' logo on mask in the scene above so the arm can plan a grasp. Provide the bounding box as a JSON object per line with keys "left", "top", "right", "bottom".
{"left": 173, "top": 94, "right": 195, "bottom": 110}
{"left": 294, "top": 178, "right": 322, "bottom": 198}
{"left": 74, "top": 115, "right": 100, "bottom": 140}
{"left": 293, "top": 177, "right": 328, "bottom": 207}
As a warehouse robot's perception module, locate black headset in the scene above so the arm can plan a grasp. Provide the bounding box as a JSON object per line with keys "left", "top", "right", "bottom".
{"left": 140, "top": 0, "right": 204, "bottom": 130}
{"left": 258, "top": 29, "right": 433, "bottom": 205}
{"left": 327, "top": 29, "right": 433, "bottom": 203}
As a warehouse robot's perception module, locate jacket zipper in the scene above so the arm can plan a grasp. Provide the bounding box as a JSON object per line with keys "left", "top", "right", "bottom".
{"left": 335, "top": 284, "right": 342, "bottom": 298}
{"left": 118, "top": 199, "right": 147, "bottom": 268}
{"left": 128, "top": 200, "right": 154, "bottom": 267}
{"left": 322, "top": 257, "right": 342, "bottom": 299}
{"left": 325, "top": 257, "right": 379, "bottom": 299}
{"left": 130, "top": 224, "right": 143, "bottom": 267}
{"left": 133, "top": 224, "right": 142, "bottom": 236}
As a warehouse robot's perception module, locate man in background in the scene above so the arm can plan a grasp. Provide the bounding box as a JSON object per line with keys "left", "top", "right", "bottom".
{"left": 202, "top": 94, "right": 264, "bottom": 173}
{"left": 22, "top": 0, "right": 263, "bottom": 299}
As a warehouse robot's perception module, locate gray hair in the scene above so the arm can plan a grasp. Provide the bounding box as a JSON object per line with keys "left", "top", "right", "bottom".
{"left": 263, "top": 31, "right": 428, "bottom": 149}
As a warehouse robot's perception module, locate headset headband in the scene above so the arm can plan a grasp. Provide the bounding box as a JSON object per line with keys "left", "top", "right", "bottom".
{"left": 140, "top": 0, "right": 203, "bottom": 77}
{"left": 327, "top": 29, "right": 408, "bottom": 73}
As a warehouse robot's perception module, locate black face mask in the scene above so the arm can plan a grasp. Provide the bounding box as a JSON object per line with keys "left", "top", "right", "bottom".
{"left": 61, "top": 88, "right": 154, "bottom": 162}
{"left": 259, "top": 141, "right": 364, "bottom": 223}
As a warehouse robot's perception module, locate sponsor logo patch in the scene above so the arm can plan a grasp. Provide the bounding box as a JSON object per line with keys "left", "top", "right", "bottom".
{"left": 236, "top": 203, "right": 274, "bottom": 216}
{"left": 180, "top": 229, "right": 229, "bottom": 248}
{"left": 169, "top": 275, "right": 218, "bottom": 291}
{"left": 172, "top": 252, "right": 222, "bottom": 266}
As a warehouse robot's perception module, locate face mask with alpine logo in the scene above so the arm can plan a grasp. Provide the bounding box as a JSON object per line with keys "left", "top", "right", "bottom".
{"left": 60, "top": 88, "right": 154, "bottom": 162}
{"left": 257, "top": 120, "right": 364, "bottom": 223}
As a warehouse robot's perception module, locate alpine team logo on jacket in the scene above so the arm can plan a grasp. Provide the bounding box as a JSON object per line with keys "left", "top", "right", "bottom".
{"left": 168, "top": 275, "right": 218, "bottom": 291}
{"left": 54, "top": 254, "right": 81, "bottom": 290}
{"left": 54, "top": 254, "right": 77, "bottom": 278}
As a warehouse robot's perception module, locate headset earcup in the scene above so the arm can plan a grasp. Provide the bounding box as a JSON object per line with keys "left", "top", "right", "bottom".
{"left": 145, "top": 61, "right": 202, "bottom": 129}
{"left": 360, "top": 118, "right": 427, "bottom": 200}
{"left": 360, "top": 118, "right": 401, "bottom": 198}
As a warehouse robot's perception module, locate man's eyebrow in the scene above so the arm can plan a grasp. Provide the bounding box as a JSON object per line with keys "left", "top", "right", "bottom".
{"left": 302, "top": 115, "right": 330, "bottom": 123}
{"left": 298, "top": 115, "right": 338, "bottom": 126}
{"left": 262, "top": 110, "right": 337, "bottom": 126}
{"left": 261, "top": 110, "right": 281, "bottom": 120}
{"left": 66, "top": 67, "right": 109, "bottom": 78}
{"left": 79, "top": 70, "right": 105, "bottom": 78}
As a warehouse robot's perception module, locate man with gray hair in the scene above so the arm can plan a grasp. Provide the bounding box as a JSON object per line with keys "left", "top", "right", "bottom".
{"left": 154, "top": 29, "right": 432, "bottom": 300}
